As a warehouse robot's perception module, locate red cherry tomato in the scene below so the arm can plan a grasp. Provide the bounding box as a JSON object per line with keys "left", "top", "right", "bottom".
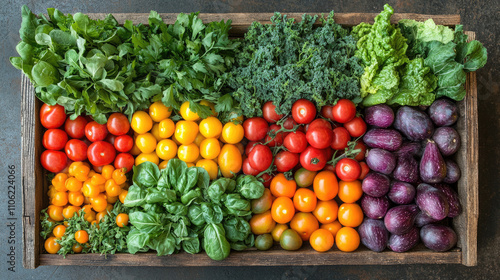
{"left": 248, "top": 144, "right": 273, "bottom": 172}
{"left": 65, "top": 139, "right": 88, "bottom": 162}
{"left": 260, "top": 173, "right": 273, "bottom": 188}
{"left": 283, "top": 131, "right": 308, "bottom": 154}
{"left": 40, "top": 104, "right": 66, "bottom": 129}
{"left": 274, "top": 151, "right": 300, "bottom": 173}
{"left": 323, "top": 164, "right": 336, "bottom": 174}
{"left": 344, "top": 116, "right": 367, "bottom": 137}
{"left": 323, "top": 147, "right": 334, "bottom": 161}
{"left": 43, "top": 129, "right": 68, "bottom": 150}
{"left": 292, "top": 99, "right": 317, "bottom": 124}
{"left": 107, "top": 113, "right": 130, "bottom": 136}
{"left": 282, "top": 116, "right": 298, "bottom": 130}
{"left": 243, "top": 117, "right": 269, "bottom": 141}
{"left": 358, "top": 161, "right": 370, "bottom": 180}
{"left": 41, "top": 150, "right": 67, "bottom": 173}
{"left": 300, "top": 146, "right": 327, "bottom": 171}
{"left": 245, "top": 141, "right": 258, "bottom": 155}
{"left": 114, "top": 135, "right": 134, "bottom": 153}
{"left": 320, "top": 105, "right": 335, "bottom": 122}
{"left": 264, "top": 124, "right": 284, "bottom": 147}
{"left": 114, "top": 153, "right": 134, "bottom": 173}
{"left": 87, "top": 141, "right": 116, "bottom": 167}
{"left": 332, "top": 99, "right": 356, "bottom": 123}
{"left": 105, "top": 133, "right": 116, "bottom": 146}
{"left": 306, "top": 126, "right": 334, "bottom": 149}
{"left": 242, "top": 158, "right": 260, "bottom": 176}
{"left": 307, "top": 119, "right": 332, "bottom": 131}
{"left": 64, "top": 116, "right": 87, "bottom": 139}
{"left": 331, "top": 127, "right": 351, "bottom": 150}
{"left": 262, "top": 101, "right": 284, "bottom": 123}
{"left": 335, "top": 158, "right": 361, "bottom": 182}
{"left": 85, "top": 121, "right": 108, "bottom": 142}
{"left": 353, "top": 141, "right": 367, "bottom": 161}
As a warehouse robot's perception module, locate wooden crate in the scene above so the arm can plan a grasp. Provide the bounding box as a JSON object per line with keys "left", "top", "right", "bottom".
{"left": 21, "top": 12, "right": 478, "bottom": 269}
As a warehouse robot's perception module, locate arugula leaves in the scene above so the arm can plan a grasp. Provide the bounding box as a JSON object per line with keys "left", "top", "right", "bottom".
{"left": 124, "top": 160, "right": 264, "bottom": 260}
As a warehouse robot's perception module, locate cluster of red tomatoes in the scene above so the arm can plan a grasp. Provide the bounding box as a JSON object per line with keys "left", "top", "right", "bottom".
{"left": 241, "top": 99, "right": 369, "bottom": 183}
{"left": 40, "top": 104, "right": 135, "bottom": 173}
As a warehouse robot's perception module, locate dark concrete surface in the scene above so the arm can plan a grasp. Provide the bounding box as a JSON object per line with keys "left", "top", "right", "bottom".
{"left": 0, "top": 0, "right": 498, "bottom": 279}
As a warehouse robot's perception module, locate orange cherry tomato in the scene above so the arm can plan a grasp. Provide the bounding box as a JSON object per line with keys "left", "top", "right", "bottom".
{"left": 105, "top": 179, "right": 122, "bottom": 197}
{"left": 52, "top": 173, "right": 68, "bottom": 191}
{"left": 271, "top": 223, "right": 289, "bottom": 242}
{"left": 52, "top": 225, "right": 66, "bottom": 239}
{"left": 101, "top": 165, "right": 115, "bottom": 180}
{"left": 271, "top": 197, "right": 295, "bottom": 224}
{"left": 74, "top": 164, "right": 90, "bottom": 181}
{"left": 337, "top": 203, "right": 363, "bottom": 227}
{"left": 82, "top": 181, "right": 100, "bottom": 198}
{"left": 312, "top": 200, "right": 339, "bottom": 224}
{"left": 119, "top": 190, "right": 128, "bottom": 204}
{"left": 44, "top": 237, "right": 61, "bottom": 254}
{"left": 313, "top": 171, "right": 338, "bottom": 201}
{"left": 335, "top": 226, "right": 360, "bottom": 252}
{"left": 309, "top": 228, "right": 334, "bottom": 252}
{"left": 75, "top": 230, "right": 89, "bottom": 244}
{"left": 72, "top": 243, "right": 83, "bottom": 253}
{"left": 91, "top": 196, "right": 108, "bottom": 213}
{"left": 62, "top": 205, "right": 80, "bottom": 219}
{"left": 90, "top": 173, "right": 106, "bottom": 185}
{"left": 270, "top": 173, "right": 297, "bottom": 198}
{"left": 68, "top": 191, "right": 84, "bottom": 206}
{"left": 112, "top": 169, "right": 127, "bottom": 185}
{"left": 96, "top": 211, "right": 106, "bottom": 223}
{"left": 48, "top": 205, "right": 64, "bottom": 221}
{"left": 65, "top": 177, "right": 83, "bottom": 192}
{"left": 249, "top": 210, "right": 276, "bottom": 235}
{"left": 51, "top": 191, "right": 68, "bottom": 206}
{"left": 293, "top": 188, "right": 317, "bottom": 213}
{"left": 338, "top": 180, "right": 363, "bottom": 203}
{"left": 116, "top": 213, "right": 129, "bottom": 227}
{"left": 320, "top": 220, "right": 343, "bottom": 238}
{"left": 289, "top": 212, "right": 319, "bottom": 241}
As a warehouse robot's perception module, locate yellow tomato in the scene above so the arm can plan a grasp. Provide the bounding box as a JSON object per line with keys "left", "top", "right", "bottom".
{"left": 135, "top": 152, "right": 160, "bottom": 166}
{"left": 199, "top": 138, "right": 221, "bottom": 160}
{"left": 175, "top": 121, "right": 199, "bottom": 145}
{"left": 180, "top": 101, "right": 200, "bottom": 121}
{"left": 193, "top": 132, "right": 206, "bottom": 147}
{"left": 131, "top": 111, "right": 153, "bottom": 134}
{"left": 149, "top": 101, "right": 171, "bottom": 122}
{"left": 196, "top": 159, "right": 218, "bottom": 180}
{"left": 151, "top": 123, "right": 163, "bottom": 141}
{"left": 221, "top": 122, "right": 244, "bottom": 144}
{"left": 218, "top": 144, "right": 242, "bottom": 178}
{"left": 186, "top": 162, "right": 195, "bottom": 168}
{"left": 159, "top": 160, "right": 170, "bottom": 170}
{"left": 130, "top": 139, "right": 142, "bottom": 156}
{"left": 156, "top": 139, "right": 178, "bottom": 160}
{"left": 135, "top": 133, "right": 157, "bottom": 154}
{"left": 199, "top": 117, "right": 222, "bottom": 138}
{"left": 200, "top": 100, "right": 216, "bottom": 116}
{"left": 158, "top": 118, "right": 175, "bottom": 139}
{"left": 235, "top": 142, "right": 245, "bottom": 155}
{"left": 177, "top": 143, "right": 199, "bottom": 163}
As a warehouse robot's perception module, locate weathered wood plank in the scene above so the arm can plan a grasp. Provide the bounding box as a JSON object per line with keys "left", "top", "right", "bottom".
{"left": 453, "top": 31, "right": 479, "bottom": 267}
{"left": 40, "top": 246, "right": 461, "bottom": 267}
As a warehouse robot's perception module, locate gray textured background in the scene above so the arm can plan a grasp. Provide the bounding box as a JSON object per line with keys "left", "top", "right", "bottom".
{"left": 0, "top": 0, "right": 498, "bottom": 279}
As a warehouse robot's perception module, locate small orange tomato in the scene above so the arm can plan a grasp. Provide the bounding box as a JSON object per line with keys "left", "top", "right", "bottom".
{"left": 309, "top": 228, "right": 334, "bottom": 252}
{"left": 116, "top": 213, "right": 129, "bottom": 227}
{"left": 249, "top": 210, "right": 276, "bottom": 235}
{"left": 199, "top": 138, "right": 221, "bottom": 160}
{"left": 75, "top": 230, "right": 89, "bottom": 244}
{"left": 313, "top": 171, "right": 338, "bottom": 201}
{"left": 52, "top": 173, "right": 68, "bottom": 191}
{"left": 68, "top": 162, "right": 84, "bottom": 176}
{"left": 320, "top": 220, "right": 343, "bottom": 238}
{"left": 68, "top": 191, "right": 84, "bottom": 206}
{"left": 107, "top": 195, "right": 118, "bottom": 204}
{"left": 44, "top": 237, "right": 61, "bottom": 254}
{"left": 335, "top": 226, "right": 360, "bottom": 252}
{"left": 338, "top": 180, "right": 363, "bottom": 203}
{"left": 52, "top": 225, "right": 66, "bottom": 239}
{"left": 149, "top": 101, "right": 171, "bottom": 122}
{"left": 293, "top": 188, "right": 317, "bottom": 213}
{"left": 158, "top": 118, "right": 175, "bottom": 139}
{"left": 112, "top": 169, "right": 127, "bottom": 185}
{"left": 337, "top": 203, "right": 363, "bottom": 227}
{"left": 62, "top": 205, "right": 81, "bottom": 219}
{"left": 313, "top": 200, "right": 339, "bottom": 224}
{"left": 195, "top": 159, "right": 218, "bottom": 180}
{"left": 65, "top": 177, "right": 83, "bottom": 192}
{"left": 82, "top": 181, "right": 100, "bottom": 198}
{"left": 74, "top": 165, "right": 90, "bottom": 181}
{"left": 218, "top": 144, "right": 242, "bottom": 178}
{"left": 72, "top": 243, "right": 83, "bottom": 253}
{"left": 270, "top": 173, "right": 296, "bottom": 198}
{"left": 119, "top": 190, "right": 128, "bottom": 204}
{"left": 91, "top": 196, "right": 108, "bottom": 213}
{"left": 271, "top": 223, "right": 289, "bottom": 242}
{"left": 271, "top": 196, "right": 295, "bottom": 224}
{"left": 101, "top": 165, "right": 115, "bottom": 180}
{"left": 47, "top": 205, "right": 64, "bottom": 221}
{"left": 90, "top": 173, "right": 106, "bottom": 185}
{"left": 289, "top": 212, "right": 319, "bottom": 241}
{"left": 51, "top": 191, "right": 68, "bottom": 206}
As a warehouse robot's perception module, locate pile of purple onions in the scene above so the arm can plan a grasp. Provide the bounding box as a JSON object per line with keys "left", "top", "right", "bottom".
{"left": 358, "top": 99, "right": 462, "bottom": 253}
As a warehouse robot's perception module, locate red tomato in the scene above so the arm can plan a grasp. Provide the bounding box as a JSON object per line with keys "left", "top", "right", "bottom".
{"left": 353, "top": 141, "right": 367, "bottom": 161}
{"left": 300, "top": 146, "right": 327, "bottom": 171}
{"left": 114, "top": 135, "right": 134, "bottom": 153}
{"left": 331, "top": 127, "right": 351, "bottom": 150}
{"left": 248, "top": 144, "right": 273, "bottom": 172}
{"left": 323, "top": 164, "right": 336, "bottom": 174}
{"left": 306, "top": 126, "right": 334, "bottom": 149}
{"left": 43, "top": 129, "right": 68, "bottom": 150}
{"left": 307, "top": 119, "right": 332, "bottom": 131}
{"left": 274, "top": 151, "right": 299, "bottom": 173}
{"left": 344, "top": 116, "right": 367, "bottom": 137}
{"left": 107, "top": 113, "right": 130, "bottom": 136}
{"left": 264, "top": 124, "right": 284, "bottom": 147}
{"left": 358, "top": 161, "right": 370, "bottom": 180}
{"left": 245, "top": 141, "right": 258, "bottom": 155}
{"left": 243, "top": 117, "right": 269, "bottom": 141}
{"left": 283, "top": 131, "right": 308, "bottom": 154}
{"left": 282, "top": 116, "right": 298, "bottom": 130}
{"left": 292, "top": 99, "right": 316, "bottom": 124}
{"left": 260, "top": 173, "right": 273, "bottom": 188}
{"left": 41, "top": 150, "right": 67, "bottom": 173}
{"left": 105, "top": 133, "right": 116, "bottom": 145}
{"left": 243, "top": 158, "right": 260, "bottom": 176}
{"left": 64, "top": 116, "right": 87, "bottom": 139}
{"left": 262, "top": 101, "right": 284, "bottom": 123}
{"left": 320, "top": 105, "right": 335, "bottom": 122}
{"left": 40, "top": 104, "right": 66, "bottom": 129}
{"left": 65, "top": 139, "right": 88, "bottom": 162}
{"left": 335, "top": 158, "right": 361, "bottom": 182}
{"left": 332, "top": 99, "right": 356, "bottom": 123}
{"left": 87, "top": 141, "right": 116, "bottom": 167}
{"left": 323, "top": 147, "right": 334, "bottom": 161}
{"left": 85, "top": 121, "right": 108, "bottom": 142}
{"left": 114, "top": 153, "right": 134, "bottom": 173}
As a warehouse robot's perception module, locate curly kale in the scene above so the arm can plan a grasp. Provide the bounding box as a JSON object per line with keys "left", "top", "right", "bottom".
{"left": 228, "top": 12, "right": 364, "bottom": 118}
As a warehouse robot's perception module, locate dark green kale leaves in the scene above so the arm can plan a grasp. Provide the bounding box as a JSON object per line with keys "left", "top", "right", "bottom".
{"left": 228, "top": 12, "right": 364, "bottom": 118}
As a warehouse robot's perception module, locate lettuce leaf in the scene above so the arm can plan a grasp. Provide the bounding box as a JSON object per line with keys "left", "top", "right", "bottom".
{"left": 399, "top": 19, "right": 454, "bottom": 58}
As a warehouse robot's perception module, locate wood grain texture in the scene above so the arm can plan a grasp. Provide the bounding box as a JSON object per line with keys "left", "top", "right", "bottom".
{"left": 453, "top": 31, "right": 479, "bottom": 267}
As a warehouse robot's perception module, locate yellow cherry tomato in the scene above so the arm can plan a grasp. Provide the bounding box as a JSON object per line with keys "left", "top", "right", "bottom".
{"left": 131, "top": 111, "right": 153, "bottom": 134}
{"left": 200, "top": 100, "right": 217, "bottom": 116}
{"left": 175, "top": 121, "right": 199, "bottom": 145}
{"left": 151, "top": 123, "right": 163, "bottom": 141}
{"left": 158, "top": 118, "right": 175, "bottom": 139}
{"left": 196, "top": 159, "right": 218, "bottom": 180}
{"left": 186, "top": 162, "right": 195, "bottom": 168}
{"left": 149, "top": 101, "right": 171, "bottom": 122}
{"left": 135, "top": 152, "right": 160, "bottom": 166}
{"left": 199, "top": 117, "right": 222, "bottom": 138}
{"left": 180, "top": 101, "right": 200, "bottom": 121}
{"left": 159, "top": 160, "right": 170, "bottom": 170}
{"left": 130, "top": 139, "right": 142, "bottom": 156}
{"left": 177, "top": 143, "right": 200, "bottom": 163}
{"left": 193, "top": 132, "right": 206, "bottom": 147}
{"left": 172, "top": 133, "right": 182, "bottom": 145}
{"left": 156, "top": 139, "right": 178, "bottom": 161}
{"left": 235, "top": 142, "right": 245, "bottom": 155}
{"left": 218, "top": 144, "right": 242, "bottom": 178}
{"left": 199, "top": 138, "right": 221, "bottom": 160}
{"left": 221, "top": 122, "right": 244, "bottom": 144}
{"left": 135, "top": 133, "right": 157, "bottom": 154}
